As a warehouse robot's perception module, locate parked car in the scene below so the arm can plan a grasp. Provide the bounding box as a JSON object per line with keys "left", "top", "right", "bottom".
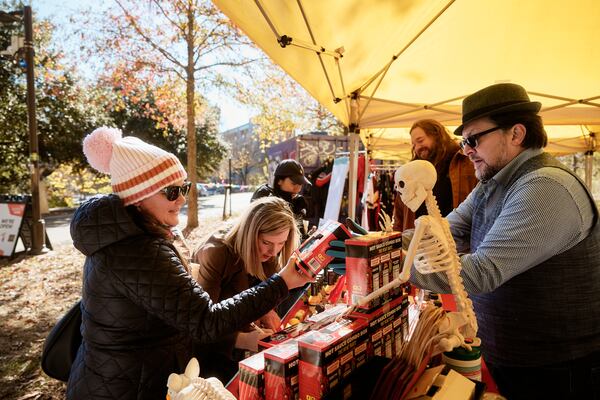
{"left": 196, "top": 183, "right": 209, "bottom": 197}
{"left": 201, "top": 183, "right": 218, "bottom": 196}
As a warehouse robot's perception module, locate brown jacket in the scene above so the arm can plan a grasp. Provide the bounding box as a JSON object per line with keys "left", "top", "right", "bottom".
{"left": 392, "top": 150, "right": 477, "bottom": 231}
{"left": 193, "top": 234, "right": 278, "bottom": 308}
{"left": 191, "top": 234, "right": 278, "bottom": 380}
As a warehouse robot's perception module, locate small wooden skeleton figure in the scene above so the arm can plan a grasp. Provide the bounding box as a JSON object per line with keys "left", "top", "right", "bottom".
{"left": 355, "top": 160, "right": 480, "bottom": 353}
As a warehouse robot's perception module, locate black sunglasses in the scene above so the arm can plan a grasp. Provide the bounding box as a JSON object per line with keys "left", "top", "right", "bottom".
{"left": 160, "top": 182, "right": 191, "bottom": 201}
{"left": 459, "top": 126, "right": 501, "bottom": 150}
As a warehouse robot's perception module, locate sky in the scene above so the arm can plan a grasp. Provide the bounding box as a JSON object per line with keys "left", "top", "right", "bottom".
{"left": 32, "top": 0, "right": 254, "bottom": 131}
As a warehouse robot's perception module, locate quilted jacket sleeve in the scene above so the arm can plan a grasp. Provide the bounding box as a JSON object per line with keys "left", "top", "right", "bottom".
{"left": 99, "top": 236, "right": 288, "bottom": 343}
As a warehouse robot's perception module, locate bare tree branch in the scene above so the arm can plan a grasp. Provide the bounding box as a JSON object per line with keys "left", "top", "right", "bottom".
{"left": 194, "top": 58, "right": 257, "bottom": 73}
{"left": 114, "top": 0, "right": 185, "bottom": 70}
{"left": 151, "top": 0, "right": 187, "bottom": 37}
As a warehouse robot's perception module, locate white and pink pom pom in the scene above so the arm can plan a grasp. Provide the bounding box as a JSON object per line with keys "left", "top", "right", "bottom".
{"left": 83, "top": 127, "right": 122, "bottom": 174}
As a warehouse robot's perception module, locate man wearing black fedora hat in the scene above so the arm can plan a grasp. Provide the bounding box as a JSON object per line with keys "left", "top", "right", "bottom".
{"left": 409, "top": 83, "right": 600, "bottom": 399}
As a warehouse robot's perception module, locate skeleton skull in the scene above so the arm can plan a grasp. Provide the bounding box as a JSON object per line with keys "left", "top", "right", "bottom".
{"left": 394, "top": 160, "right": 437, "bottom": 212}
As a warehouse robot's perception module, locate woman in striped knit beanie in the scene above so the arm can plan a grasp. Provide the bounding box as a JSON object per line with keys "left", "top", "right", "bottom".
{"left": 66, "top": 127, "right": 310, "bottom": 400}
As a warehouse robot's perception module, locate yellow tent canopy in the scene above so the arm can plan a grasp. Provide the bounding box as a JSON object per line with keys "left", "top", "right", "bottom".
{"left": 214, "top": 1, "right": 599, "bottom": 127}
{"left": 213, "top": 0, "right": 600, "bottom": 213}
{"left": 365, "top": 125, "right": 597, "bottom": 161}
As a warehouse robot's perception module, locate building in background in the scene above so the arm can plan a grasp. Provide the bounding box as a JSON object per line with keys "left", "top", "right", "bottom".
{"left": 219, "top": 122, "right": 266, "bottom": 186}
{"left": 267, "top": 131, "right": 350, "bottom": 178}
{"left": 219, "top": 124, "right": 357, "bottom": 193}
{"left": 267, "top": 132, "right": 363, "bottom": 227}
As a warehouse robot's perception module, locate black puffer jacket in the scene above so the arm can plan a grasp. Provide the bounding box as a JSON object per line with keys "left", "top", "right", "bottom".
{"left": 66, "top": 195, "right": 288, "bottom": 400}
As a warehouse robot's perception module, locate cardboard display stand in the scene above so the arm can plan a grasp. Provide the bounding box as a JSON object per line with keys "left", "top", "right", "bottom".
{"left": 0, "top": 194, "right": 52, "bottom": 257}
{"left": 322, "top": 157, "right": 349, "bottom": 225}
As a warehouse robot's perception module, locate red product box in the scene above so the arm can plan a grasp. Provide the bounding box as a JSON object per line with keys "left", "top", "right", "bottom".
{"left": 239, "top": 351, "right": 266, "bottom": 400}
{"left": 297, "top": 318, "right": 369, "bottom": 400}
{"left": 345, "top": 231, "right": 403, "bottom": 311}
{"left": 264, "top": 339, "right": 300, "bottom": 400}
{"left": 390, "top": 246, "right": 404, "bottom": 296}
{"left": 305, "top": 303, "right": 349, "bottom": 327}
{"left": 259, "top": 324, "right": 305, "bottom": 351}
{"left": 349, "top": 293, "right": 407, "bottom": 359}
{"left": 259, "top": 304, "right": 350, "bottom": 351}
{"left": 295, "top": 221, "right": 351, "bottom": 278}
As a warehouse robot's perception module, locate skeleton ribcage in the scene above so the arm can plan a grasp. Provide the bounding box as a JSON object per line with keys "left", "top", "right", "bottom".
{"left": 413, "top": 216, "right": 454, "bottom": 274}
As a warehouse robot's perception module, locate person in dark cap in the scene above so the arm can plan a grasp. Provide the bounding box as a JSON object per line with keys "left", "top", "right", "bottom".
{"left": 407, "top": 83, "right": 600, "bottom": 399}
{"left": 252, "top": 159, "right": 312, "bottom": 238}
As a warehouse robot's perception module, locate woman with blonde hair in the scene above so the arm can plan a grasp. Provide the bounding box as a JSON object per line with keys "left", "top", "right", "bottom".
{"left": 192, "top": 196, "right": 300, "bottom": 381}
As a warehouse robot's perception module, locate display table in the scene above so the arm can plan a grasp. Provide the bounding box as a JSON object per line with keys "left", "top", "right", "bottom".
{"left": 226, "top": 292, "right": 499, "bottom": 399}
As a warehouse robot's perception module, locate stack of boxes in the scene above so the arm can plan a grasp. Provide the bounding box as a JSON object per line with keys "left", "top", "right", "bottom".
{"left": 345, "top": 231, "right": 404, "bottom": 310}
{"left": 297, "top": 318, "right": 369, "bottom": 399}
{"left": 344, "top": 230, "right": 409, "bottom": 367}
{"left": 349, "top": 293, "right": 409, "bottom": 359}
{"left": 239, "top": 352, "right": 266, "bottom": 400}
{"left": 264, "top": 339, "right": 300, "bottom": 400}
{"left": 238, "top": 227, "right": 411, "bottom": 400}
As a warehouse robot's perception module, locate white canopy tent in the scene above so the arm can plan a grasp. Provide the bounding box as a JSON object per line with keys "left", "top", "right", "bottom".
{"left": 213, "top": 0, "right": 600, "bottom": 217}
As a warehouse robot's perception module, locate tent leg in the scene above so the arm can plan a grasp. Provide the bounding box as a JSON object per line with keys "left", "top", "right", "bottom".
{"left": 585, "top": 151, "right": 593, "bottom": 192}
{"left": 348, "top": 133, "right": 359, "bottom": 221}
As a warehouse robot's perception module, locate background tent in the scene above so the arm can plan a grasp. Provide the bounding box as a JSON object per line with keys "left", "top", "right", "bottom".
{"left": 213, "top": 0, "right": 600, "bottom": 217}
{"left": 365, "top": 125, "right": 598, "bottom": 161}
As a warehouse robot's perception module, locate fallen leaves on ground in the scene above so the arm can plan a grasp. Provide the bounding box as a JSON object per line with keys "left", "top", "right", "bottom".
{"left": 0, "top": 215, "right": 233, "bottom": 400}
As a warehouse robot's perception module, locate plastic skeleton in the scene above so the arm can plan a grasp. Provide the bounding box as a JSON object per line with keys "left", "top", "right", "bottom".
{"left": 167, "top": 358, "right": 236, "bottom": 400}
{"left": 355, "top": 160, "right": 480, "bottom": 353}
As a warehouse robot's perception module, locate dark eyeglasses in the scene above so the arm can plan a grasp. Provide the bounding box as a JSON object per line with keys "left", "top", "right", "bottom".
{"left": 459, "top": 126, "right": 501, "bottom": 150}
{"left": 160, "top": 182, "right": 191, "bottom": 201}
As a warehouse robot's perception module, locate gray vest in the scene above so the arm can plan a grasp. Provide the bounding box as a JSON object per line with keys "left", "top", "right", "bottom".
{"left": 470, "top": 153, "right": 600, "bottom": 366}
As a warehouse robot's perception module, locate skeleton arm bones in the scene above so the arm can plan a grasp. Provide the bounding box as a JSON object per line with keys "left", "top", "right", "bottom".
{"left": 354, "top": 160, "right": 480, "bottom": 353}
